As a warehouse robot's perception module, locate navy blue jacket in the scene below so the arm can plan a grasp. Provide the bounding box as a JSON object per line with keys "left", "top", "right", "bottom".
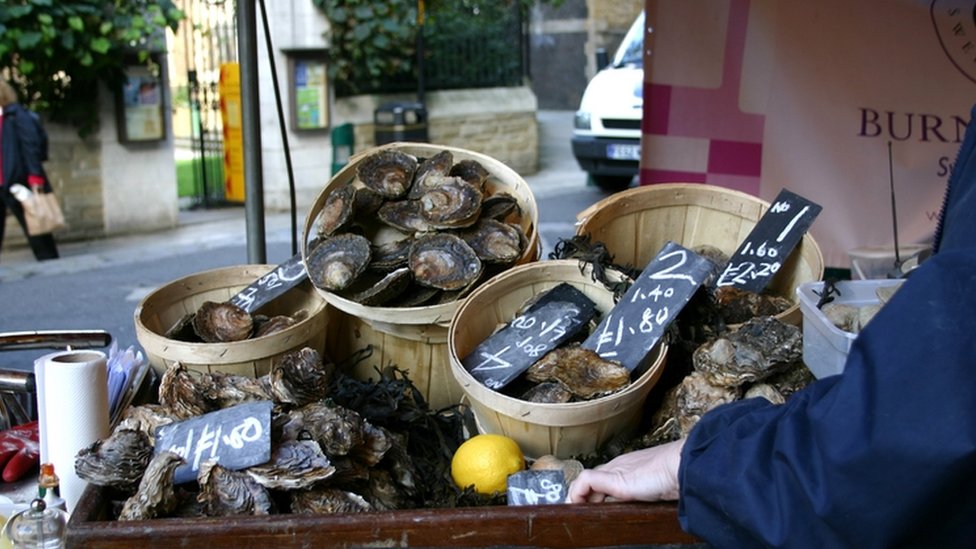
{"left": 677, "top": 105, "right": 976, "bottom": 547}
{"left": 1, "top": 102, "right": 49, "bottom": 191}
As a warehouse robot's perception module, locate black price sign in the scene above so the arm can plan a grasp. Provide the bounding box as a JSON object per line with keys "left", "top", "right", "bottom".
{"left": 461, "top": 283, "right": 597, "bottom": 390}
{"left": 228, "top": 253, "right": 308, "bottom": 313}
{"left": 507, "top": 469, "right": 567, "bottom": 506}
{"left": 582, "top": 241, "right": 711, "bottom": 372}
{"left": 155, "top": 400, "right": 273, "bottom": 484}
{"left": 717, "top": 189, "right": 822, "bottom": 293}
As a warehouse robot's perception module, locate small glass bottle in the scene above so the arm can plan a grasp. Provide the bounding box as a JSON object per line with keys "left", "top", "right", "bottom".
{"left": 2, "top": 498, "right": 67, "bottom": 548}
{"left": 36, "top": 464, "right": 65, "bottom": 512}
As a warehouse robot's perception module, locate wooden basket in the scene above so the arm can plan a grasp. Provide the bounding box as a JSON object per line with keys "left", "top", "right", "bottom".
{"left": 449, "top": 260, "right": 668, "bottom": 459}
{"left": 575, "top": 183, "right": 824, "bottom": 324}
{"left": 302, "top": 141, "right": 540, "bottom": 326}
{"left": 134, "top": 265, "right": 329, "bottom": 377}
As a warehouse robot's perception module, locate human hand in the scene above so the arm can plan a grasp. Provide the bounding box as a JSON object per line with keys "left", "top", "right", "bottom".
{"left": 567, "top": 438, "right": 685, "bottom": 503}
{"left": 0, "top": 421, "right": 39, "bottom": 483}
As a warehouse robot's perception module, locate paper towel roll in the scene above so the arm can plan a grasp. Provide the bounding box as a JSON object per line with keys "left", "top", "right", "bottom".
{"left": 34, "top": 350, "right": 110, "bottom": 513}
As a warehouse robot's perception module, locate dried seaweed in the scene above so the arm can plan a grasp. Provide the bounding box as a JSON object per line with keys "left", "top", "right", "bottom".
{"left": 549, "top": 234, "right": 639, "bottom": 301}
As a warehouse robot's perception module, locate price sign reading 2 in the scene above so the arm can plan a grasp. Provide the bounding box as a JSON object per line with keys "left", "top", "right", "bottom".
{"left": 717, "top": 189, "right": 822, "bottom": 293}
{"left": 582, "top": 241, "right": 712, "bottom": 372}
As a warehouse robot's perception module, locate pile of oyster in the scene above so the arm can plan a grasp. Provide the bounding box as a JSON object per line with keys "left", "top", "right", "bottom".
{"left": 306, "top": 148, "right": 531, "bottom": 307}
{"left": 819, "top": 281, "right": 902, "bottom": 334}
{"left": 75, "top": 347, "right": 458, "bottom": 519}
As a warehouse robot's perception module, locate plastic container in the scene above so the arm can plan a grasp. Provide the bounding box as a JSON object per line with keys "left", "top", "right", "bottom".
{"left": 796, "top": 279, "right": 905, "bottom": 378}
{"left": 847, "top": 244, "right": 929, "bottom": 280}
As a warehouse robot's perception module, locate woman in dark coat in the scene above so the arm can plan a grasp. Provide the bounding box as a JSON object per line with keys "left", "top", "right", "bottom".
{"left": 568, "top": 105, "right": 976, "bottom": 547}
{"left": 0, "top": 78, "right": 59, "bottom": 261}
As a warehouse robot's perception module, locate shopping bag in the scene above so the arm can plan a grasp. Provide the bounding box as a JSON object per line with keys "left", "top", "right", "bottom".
{"left": 11, "top": 184, "right": 67, "bottom": 235}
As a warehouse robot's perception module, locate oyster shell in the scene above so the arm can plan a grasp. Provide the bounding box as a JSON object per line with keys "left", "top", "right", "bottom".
{"left": 75, "top": 428, "right": 154, "bottom": 492}
{"left": 531, "top": 454, "right": 583, "bottom": 484}
{"left": 743, "top": 383, "right": 785, "bottom": 404}
{"left": 344, "top": 267, "right": 413, "bottom": 306}
{"left": 197, "top": 460, "right": 274, "bottom": 516}
{"left": 158, "top": 363, "right": 215, "bottom": 418}
{"left": 357, "top": 149, "right": 418, "bottom": 198}
{"left": 115, "top": 404, "right": 178, "bottom": 444}
{"left": 282, "top": 402, "right": 366, "bottom": 457}
{"left": 306, "top": 233, "right": 372, "bottom": 291}
{"left": 245, "top": 440, "right": 336, "bottom": 490}
{"left": 268, "top": 347, "right": 334, "bottom": 406}
{"left": 204, "top": 371, "right": 273, "bottom": 409}
{"left": 459, "top": 219, "right": 523, "bottom": 264}
{"left": 192, "top": 301, "right": 253, "bottom": 343}
{"left": 317, "top": 183, "right": 357, "bottom": 236}
{"left": 449, "top": 159, "right": 490, "bottom": 189}
{"left": 645, "top": 371, "right": 739, "bottom": 444}
{"left": 290, "top": 488, "right": 373, "bottom": 514}
{"left": 525, "top": 345, "right": 631, "bottom": 400}
{"left": 118, "top": 450, "right": 184, "bottom": 520}
{"left": 350, "top": 423, "right": 393, "bottom": 467}
{"left": 369, "top": 238, "right": 413, "bottom": 272}
{"left": 418, "top": 177, "right": 483, "bottom": 229}
{"left": 520, "top": 381, "right": 573, "bottom": 403}
{"left": 387, "top": 283, "right": 441, "bottom": 307}
{"left": 253, "top": 314, "right": 298, "bottom": 338}
{"left": 712, "top": 286, "right": 792, "bottom": 325}
{"left": 408, "top": 233, "right": 483, "bottom": 291}
{"left": 408, "top": 150, "right": 454, "bottom": 199}
{"left": 693, "top": 316, "right": 803, "bottom": 387}
{"left": 480, "top": 193, "right": 521, "bottom": 221}
{"left": 354, "top": 186, "right": 386, "bottom": 216}
{"left": 377, "top": 200, "right": 433, "bottom": 233}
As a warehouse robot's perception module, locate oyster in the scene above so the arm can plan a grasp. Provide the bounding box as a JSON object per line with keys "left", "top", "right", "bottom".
{"left": 693, "top": 316, "right": 803, "bottom": 388}
{"left": 354, "top": 186, "right": 385, "bottom": 216}
{"left": 449, "top": 159, "right": 490, "bottom": 189}
{"left": 344, "top": 267, "right": 413, "bottom": 306}
{"left": 480, "top": 193, "right": 521, "bottom": 221}
{"left": 357, "top": 149, "right": 418, "bottom": 198}
{"left": 245, "top": 440, "right": 336, "bottom": 490}
{"left": 531, "top": 454, "right": 583, "bottom": 484}
{"left": 377, "top": 200, "right": 433, "bottom": 233}
{"left": 743, "top": 383, "right": 786, "bottom": 405}
{"left": 75, "top": 428, "right": 154, "bottom": 492}
{"left": 268, "top": 347, "right": 334, "bottom": 406}
{"left": 712, "top": 286, "right": 792, "bottom": 325}
{"left": 645, "top": 371, "right": 739, "bottom": 444}
{"left": 192, "top": 301, "right": 253, "bottom": 343}
{"left": 387, "top": 283, "right": 441, "bottom": 307}
{"left": 290, "top": 488, "right": 373, "bottom": 514}
{"left": 253, "top": 314, "right": 298, "bottom": 338}
{"left": 525, "top": 345, "right": 630, "bottom": 400}
{"left": 158, "top": 363, "right": 215, "bottom": 418}
{"left": 408, "top": 233, "right": 483, "bottom": 291}
{"left": 350, "top": 423, "right": 393, "bottom": 467}
{"left": 204, "top": 371, "right": 272, "bottom": 409}
{"left": 306, "top": 233, "right": 372, "bottom": 291}
{"left": 115, "top": 404, "right": 178, "bottom": 444}
{"left": 408, "top": 150, "right": 454, "bottom": 199}
{"left": 364, "top": 468, "right": 405, "bottom": 511}
{"left": 520, "top": 381, "right": 573, "bottom": 404}
{"left": 418, "top": 177, "right": 483, "bottom": 229}
{"left": 369, "top": 238, "right": 413, "bottom": 272}
{"left": 197, "top": 460, "right": 274, "bottom": 516}
{"left": 118, "top": 450, "right": 184, "bottom": 520}
{"left": 459, "top": 219, "right": 523, "bottom": 264}
{"left": 317, "top": 183, "right": 357, "bottom": 236}
{"left": 282, "top": 401, "right": 366, "bottom": 457}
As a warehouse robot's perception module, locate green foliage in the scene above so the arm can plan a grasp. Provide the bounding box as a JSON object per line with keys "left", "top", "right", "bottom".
{"left": 0, "top": 0, "right": 184, "bottom": 137}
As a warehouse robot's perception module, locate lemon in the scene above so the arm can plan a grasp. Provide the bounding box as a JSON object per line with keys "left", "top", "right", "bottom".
{"left": 450, "top": 434, "right": 525, "bottom": 495}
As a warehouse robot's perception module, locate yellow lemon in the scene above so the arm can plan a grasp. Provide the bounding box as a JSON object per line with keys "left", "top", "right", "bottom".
{"left": 450, "top": 434, "right": 525, "bottom": 495}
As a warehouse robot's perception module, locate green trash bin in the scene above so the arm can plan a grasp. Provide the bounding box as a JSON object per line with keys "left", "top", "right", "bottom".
{"left": 374, "top": 102, "right": 428, "bottom": 144}
{"left": 332, "top": 123, "right": 354, "bottom": 176}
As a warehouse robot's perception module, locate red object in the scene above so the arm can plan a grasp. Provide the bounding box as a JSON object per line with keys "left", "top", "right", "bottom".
{"left": 0, "top": 421, "right": 39, "bottom": 482}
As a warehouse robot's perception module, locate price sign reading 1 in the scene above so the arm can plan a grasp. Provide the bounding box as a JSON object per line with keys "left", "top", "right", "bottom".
{"left": 582, "top": 241, "right": 712, "bottom": 372}
{"left": 461, "top": 283, "right": 597, "bottom": 390}
{"left": 716, "top": 188, "right": 822, "bottom": 293}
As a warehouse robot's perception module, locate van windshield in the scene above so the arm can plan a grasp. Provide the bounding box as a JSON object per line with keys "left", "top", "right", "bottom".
{"left": 612, "top": 11, "right": 644, "bottom": 68}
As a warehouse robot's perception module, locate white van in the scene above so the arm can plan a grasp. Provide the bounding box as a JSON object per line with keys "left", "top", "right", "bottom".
{"left": 571, "top": 11, "right": 644, "bottom": 189}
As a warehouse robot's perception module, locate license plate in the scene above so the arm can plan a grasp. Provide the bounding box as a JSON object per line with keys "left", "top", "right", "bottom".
{"left": 607, "top": 143, "right": 641, "bottom": 160}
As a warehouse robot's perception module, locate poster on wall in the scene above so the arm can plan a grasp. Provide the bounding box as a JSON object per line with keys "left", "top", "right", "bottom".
{"left": 117, "top": 65, "right": 166, "bottom": 143}
{"left": 291, "top": 57, "right": 329, "bottom": 131}
{"left": 641, "top": 0, "right": 975, "bottom": 269}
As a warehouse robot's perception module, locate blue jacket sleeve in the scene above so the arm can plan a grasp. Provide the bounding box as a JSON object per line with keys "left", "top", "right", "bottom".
{"left": 676, "top": 250, "right": 976, "bottom": 548}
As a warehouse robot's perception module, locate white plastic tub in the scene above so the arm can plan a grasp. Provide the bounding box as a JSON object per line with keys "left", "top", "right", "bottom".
{"left": 796, "top": 279, "right": 904, "bottom": 378}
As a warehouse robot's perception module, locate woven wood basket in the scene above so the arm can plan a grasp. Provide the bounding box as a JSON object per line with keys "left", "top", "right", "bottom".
{"left": 134, "top": 265, "right": 329, "bottom": 378}
{"left": 449, "top": 260, "right": 667, "bottom": 459}
{"left": 575, "top": 183, "right": 824, "bottom": 325}
{"left": 305, "top": 142, "right": 540, "bottom": 408}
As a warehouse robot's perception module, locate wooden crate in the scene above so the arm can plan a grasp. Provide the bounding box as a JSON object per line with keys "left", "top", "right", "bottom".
{"left": 67, "top": 483, "right": 699, "bottom": 548}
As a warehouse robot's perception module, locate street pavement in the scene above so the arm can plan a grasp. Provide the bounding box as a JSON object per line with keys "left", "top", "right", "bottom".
{"left": 0, "top": 110, "right": 619, "bottom": 371}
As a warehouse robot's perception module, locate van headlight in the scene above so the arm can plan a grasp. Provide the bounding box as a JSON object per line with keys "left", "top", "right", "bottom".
{"left": 574, "top": 111, "right": 592, "bottom": 130}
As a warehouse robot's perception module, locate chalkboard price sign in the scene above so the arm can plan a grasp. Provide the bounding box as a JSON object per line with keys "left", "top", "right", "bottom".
{"left": 156, "top": 400, "right": 273, "bottom": 484}
{"left": 507, "top": 469, "right": 567, "bottom": 506}
{"left": 461, "top": 283, "right": 597, "bottom": 390}
{"left": 228, "top": 253, "right": 307, "bottom": 313}
{"left": 582, "top": 241, "right": 711, "bottom": 372}
{"left": 716, "top": 189, "right": 822, "bottom": 293}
